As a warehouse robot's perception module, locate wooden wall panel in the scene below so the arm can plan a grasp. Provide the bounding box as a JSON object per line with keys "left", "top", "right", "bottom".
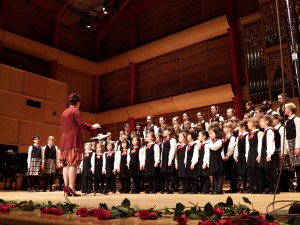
{"left": 0, "top": 90, "right": 23, "bottom": 118}
{"left": 45, "top": 79, "right": 68, "bottom": 104}
{"left": 135, "top": 9, "right": 155, "bottom": 47}
{"left": 115, "top": 67, "right": 130, "bottom": 108}
{"left": 28, "top": 3, "right": 52, "bottom": 45}
{"left": 57, "top": 65, "right": 94, "bottom": 112}
{"left": 42, "top": 124, "right": 61, "bottom": 147}
{"left": 180, "top": 0, "right": 203, "bottom": 29}
{"left": 99, "top": 72, "right": 117, "bottom": 112}
{"left": 23, "top": 72, "right": 47, "bottom": 99}
{"left": 156, "top": 51, "right": 181, "bottom": 98}
{"left": 44, "top": 101, "right": 64, "bottom": 125}
{"left": 206, "top": 35, "right": 231, "bottom": 87}
{"left": 19, "top": 121, "right": 44, "bottom": 146}
{"left": 0, "top": 117, "right": 20, "bottom": 144}
{"left": 101, "top": 22, "right": 130, "bottom": 60}
{"left": 1, "top": 47, "right": 25, "bottom": 71}
{"left": 0, "top": 64, "right": 24, "bottom": 93}
{"left": 4, "top": 0, "right": 29, "bottom": 36}
{"left": 203, "top": 0, "right": 226, "bottom": 20}
{"left": 156, "top": 1, "right": 180, "bottom": 39}
{"left": 181, "top": 42, "right": 207, "bottom": 92}
{"left": 21, "top": 96, "right": 44, "bottom": 122}
{"left": 136, "top": 59, "right": 156, "bottom": 103}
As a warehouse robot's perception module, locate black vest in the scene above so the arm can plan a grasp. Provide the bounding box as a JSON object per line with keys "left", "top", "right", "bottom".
{"left": 44, "top": 145, "right": 56, "bottom": 160}
{"left": 31, "top": 145, "right": 41, "bottom": 158}
{"left": 286, "top": 117, "right": 296, "bottom": 140}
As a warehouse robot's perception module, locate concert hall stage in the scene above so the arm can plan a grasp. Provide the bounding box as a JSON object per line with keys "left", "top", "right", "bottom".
{"left": 0, "top": 191, "right": 298, "bottom": 225}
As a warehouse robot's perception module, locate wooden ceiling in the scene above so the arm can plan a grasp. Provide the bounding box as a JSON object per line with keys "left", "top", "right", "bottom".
{"left": 0, "top": 0, "right": 260, "bottom": 62}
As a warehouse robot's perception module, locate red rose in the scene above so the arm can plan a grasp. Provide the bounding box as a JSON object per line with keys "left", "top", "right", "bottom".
{"left": 198, "top": 220, "right": 213, "bottom": 225}
{"left": 139, "top": 210, "right": 150, "bottom": 220}
{"left": 50, "top": 208, "right": 59, "bottom": 215}
{"left": 5, "top": 204, "right": 14, "bottom": 209}
{"left": 149, "top": 212, "right": 158, "bottom": 220}
{"left": 96, "top": 209, "right": 111, "bottom": 220}
{"left": 77, "top": 207, "right": 89, "bottom": 217}
{"left": 41, "top": 207, "right": 51, "bottom": 214}
{"left": 94, "top": 209, "right": 102, "bottom": 218}
{"left": 238, "top": 213, "right": 248, "bottom": 220}
{"left": 216, "top": 219, "right": 233, "bottom": 225}
{"left": 0, "top": 206, "right": 10, "bottom": 212}
{"left": 55, "top": 209, "right": 64, "bottom": 216}
{"left": 213, "top": 208, "right": 224, "bottom": 216}
{"left": 176, "top": 214, "right": 188, "bottom": 225}
{"left": 256, "top": 215, "right": 266, "bottom": 221}
{"left": 88, "top": 208, "right": 97, "bottom": 216}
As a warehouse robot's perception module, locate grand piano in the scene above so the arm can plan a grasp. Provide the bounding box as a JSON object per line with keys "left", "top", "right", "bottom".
{"left": 0, "top": 146, "right": 27, "bottom": 190}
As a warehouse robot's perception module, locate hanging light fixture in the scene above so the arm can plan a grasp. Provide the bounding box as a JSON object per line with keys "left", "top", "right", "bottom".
{"left": 86, "top": 15, "right": 91, "bottom": 29}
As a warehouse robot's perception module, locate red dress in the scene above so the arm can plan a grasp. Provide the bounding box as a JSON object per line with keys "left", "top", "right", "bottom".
{"left": 60, "top": 107, "right": 92, "bottom": 166}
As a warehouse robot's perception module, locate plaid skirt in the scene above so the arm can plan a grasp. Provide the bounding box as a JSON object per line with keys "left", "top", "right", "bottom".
{"left": 286, "top": 139, "right": 300, "bottom": 168}
{"left": 27, "top": 158, "right": 42, "bottom": 176}
{"left": 44, "top": 159, "right": 56, "bottom": 174}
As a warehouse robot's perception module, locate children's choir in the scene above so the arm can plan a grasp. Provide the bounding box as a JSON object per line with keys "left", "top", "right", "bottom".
{"left": 26, "top": 95, "right": 300, "bottom": 195}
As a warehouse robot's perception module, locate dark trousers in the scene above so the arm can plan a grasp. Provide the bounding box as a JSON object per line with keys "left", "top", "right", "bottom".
{"left": 248, "top": 167, "right": 259, "bottom": 191}
{"left": 43, "top": 174, "right": 54, "bottom": 191}
{"left": 162, "top": 172, "right": 175, "bottom": 190}
{"left": 240, "top": 173, "right": 248, "bottom": 191}
{"left": 132, "top": 175, "right": 140, "bottom": 192}
{"left": 185, "top": 177, "right": 198, "bottom": 193}
{"left": 120, "top": 177, "right": 131, "bottom": 191}
{"left": 200, "top": 176, "right": 211, "bottom": 193}
{"left": 227, "top": 160, "right": 238, "bottom": 191}
{"left": 146, "top": 175, "right": 158, "bottom": 192}
{"left": 94, "top": 175, "right": 105, "bottom": 192}
{"left": 105, "top": 176, "right": 116, "bottom": 192}
{"left": 28, "top": 176, "right": 40, "bottom": 191}
{"left": 257, "top": 167, "right": 266, "bottom": 192}
{"left": 81, "top": 176, "right": 92, "bottom": 192}
{"left": 212, "top": 174, "right": 224, "bottom": 192}
{"left": 266, "top": 168, "right": 277, "bottom": 191}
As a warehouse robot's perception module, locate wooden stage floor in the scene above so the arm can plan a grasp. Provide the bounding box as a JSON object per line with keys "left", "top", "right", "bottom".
{"left": 0, "top": 191, "right": 299, "bottom": 225}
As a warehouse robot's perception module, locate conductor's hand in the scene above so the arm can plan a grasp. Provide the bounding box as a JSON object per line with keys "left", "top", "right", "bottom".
{"left": 92, "top": 123, "right": 101, "bottom": 129}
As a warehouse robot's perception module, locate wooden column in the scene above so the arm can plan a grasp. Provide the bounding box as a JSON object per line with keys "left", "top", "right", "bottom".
{"left": 226, "top": 0, "right": 243, "bottom": 119}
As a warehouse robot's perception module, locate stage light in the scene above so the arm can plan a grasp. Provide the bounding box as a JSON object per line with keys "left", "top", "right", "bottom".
{"left": 86, "top": 17, "right": 90, "bottom": 29}
{"left": 103, "top": 0, "right": 109, "bottom": 14}
{"left": 85, "top": 13, "right": 91, "bottom": 29}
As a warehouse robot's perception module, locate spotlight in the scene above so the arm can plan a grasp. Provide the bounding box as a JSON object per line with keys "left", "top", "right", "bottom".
{"left": 86, "top": 17, "right": 90, "bottom": 29}
{"left": 103, "top": 0, "right": 109, "bottom": 14}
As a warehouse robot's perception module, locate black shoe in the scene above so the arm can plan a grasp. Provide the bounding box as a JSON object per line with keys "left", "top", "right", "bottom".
{"left": 102, "top": 189, "right": 109, "bottom": 194}
{"left": 150, "top": 191, "right": 157, "bottom": 194}
{"left": 167, "top": 189, "right": 174, "bottom": 194}
{"left": 119, "top": 189, "right": 124, "bottom": 193}
{"left": 145, "top": 189, "right": 151, "bottom": 194}
{"left": 160, "top": 189, "right": 167, "bottom": 194}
